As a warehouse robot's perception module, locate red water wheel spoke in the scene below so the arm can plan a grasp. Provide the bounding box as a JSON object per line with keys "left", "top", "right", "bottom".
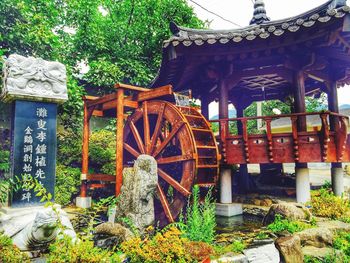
{"left": 150, "top": 103, "right": 165, "bottom": 155}
{"left": 157, "top": 184, "right": 174, "bottom": 222}
{"left": 157, "top": 155, "right": 192, "bottom": 164}
{"left": 130, "top": 120, "right": 145, "bottom": 154}
{"left": 123, "top": 142, "right": 140, "bottom": 158}
{"left": 153, "top": 121, "right": 185, "bottom": 158}
{"left": 143, "top": 102, "right": 151, "bottom": 154}
{"left": 158, "top": 168, "right": 191, "bottom": 197}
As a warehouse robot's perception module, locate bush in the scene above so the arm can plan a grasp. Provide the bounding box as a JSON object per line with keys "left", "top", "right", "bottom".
{"left": 179, "top": 185, "right": 216, "bottom": 243}
{"left": 309, "top": 189, "right": 350, "bottom": 219}
{"left": 0, "top": 232, "right": 30, "bottom": 263}
{"left": 55, "top": 165, "right": 81, "bottom": 206}
{"left": 57, "top": 129, "right": 82, "bottom": 167}
{"left": 213, "top": 240, "right": 246, "bottom": 257}
{"left": 89, "top": 129, "right": 116, "bottom": 174}
{"left": 267, "top": 214, "right": 311, "bottom": 234}
{"left": 121, "top": 226, "right": 211, "bottom": 263}
{"left": 47, "top": 235, "right": 122, "bottom": 263}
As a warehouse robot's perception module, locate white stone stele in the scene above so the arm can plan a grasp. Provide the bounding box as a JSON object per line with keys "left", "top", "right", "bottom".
{"left": 216, "top": 203, "right": 243, "bottom": 217}
{"left": 1, "top": 54, "right": 68, "bottom": 104}
{"left": 331, "top": 167, "right": 344, "bottom": 196}
{"left": 296, "top": 167, "right": 311, "bottom": 203}
{"left": 220, "top": 168, "right": 232, "bottom": 203}
{"left": 76, "top": 196, "right": 92, "bottom": 209}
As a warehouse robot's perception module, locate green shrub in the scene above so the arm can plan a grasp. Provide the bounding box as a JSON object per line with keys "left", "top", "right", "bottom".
{"left": 309, "top": 189, "right": 350, "bottom": 219}
{"left": 267, "top": 214, "right": 311, "bottom": 234}
{"left": 47, "top": 235, "right": 122, "bottom": 263}
{"left": 57, "top": 129, "right": 82, "bottom": 167}
{"left": 334, "top": 231, "right": 350, "bottom": 256}
{"left": 0, "top": 232, "right": 30, "bottom": 262}
{"left": 213, "top": 240, "right": 246, "bottom": 257}
{"left": 55, "top": 165, "right": 81, "bottom": 206}
{"left": 179, "top": 185, "right": 216, "bottom": 243}
{"left": 121, "top": 226, "right": 212, "bottom": 263}
{"left": 89, "top": 129, "right": 116, "bottom": 174}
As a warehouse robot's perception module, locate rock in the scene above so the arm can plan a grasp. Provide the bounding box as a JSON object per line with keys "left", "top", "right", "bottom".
{"left": 211, "top": 253, "right": 248, "bottom": 263}
{"left": 111, "top": 155, "right": 158, "bottom": 233}
{"left": 275, "top": 236, "right": 303, "bottom": 263}
{"left": 316, "top": 220, "right": 350, "bottom": 233}
{"left": 94, "top": 222, "right": 134, "bottom": 249}
{"left": 302, "top": 246, "right": 343, "bottom": 260}
{"left": 243, "top": 243, "right": 280, "bottom": 263}
{"left": 262, "top": 202, "right": 312, "bottom": 225}
{"left": 95, "top": 222, "right": 134, "bottom": 240}
{"left": 253, "top": 199, "right": 262, "bottom": 206}
{"left": 260, "top": 199, "right": 273, "bottom": 207}
{"left": 243, "top": 205, "right": 269, "bottom": 218}
{"left": 1, "top": 205, "right": 76, "bottom": 251}
{"left": 296, "top": 227, "right": 333, "bottom": 248}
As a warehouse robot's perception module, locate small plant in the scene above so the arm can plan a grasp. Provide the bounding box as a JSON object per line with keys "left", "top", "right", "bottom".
{"left": 255, "top": 232, "right": 270, "bottom": 240}
{"left": 267, "top": 214, "right": 311, "bottom": 234}
{"left": 0, "top": 231, "right": 30, "bottom": 262}
{"left": 121, "top": 226, "right": 211, "bottom": 263}
{"left": 321, "top": 180, "right": 332, "bottom": 189}
{"left": 47, "top": 234, "right": 122, "bottom": 263}
{"left": 213, "top": 240, "right": 246, "bottom": 256}
{"left": 55, "top": 164, "right": 81, "bottom": 206}
{"left": 308, "top": 189, "right": 350, "bottom": 219}
{"left": 179, "top": 185, "right": 216, "bottom": 243}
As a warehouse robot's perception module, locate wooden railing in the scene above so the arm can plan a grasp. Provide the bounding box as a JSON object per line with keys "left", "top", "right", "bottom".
{"left": 209, "top": 112, "right": 349, "bottom": 164}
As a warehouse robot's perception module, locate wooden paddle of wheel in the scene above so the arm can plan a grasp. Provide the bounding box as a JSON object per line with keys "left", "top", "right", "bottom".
{"left": 123, "top": 100, "right": 219, "bottom": 226}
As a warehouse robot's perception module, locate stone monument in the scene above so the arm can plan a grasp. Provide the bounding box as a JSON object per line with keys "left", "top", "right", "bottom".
{"left": 0, "top": 54, "right": 75, "bottom": 253}
{"left": 1, "top": 54, "right": 68, "bottom": 207}
{"left": 109, "top": 155, "right": 158, "bottom": 233}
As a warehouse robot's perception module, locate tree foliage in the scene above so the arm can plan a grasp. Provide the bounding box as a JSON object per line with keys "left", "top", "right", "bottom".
{"left": 0, "top": 0, "right": 205, "bottom": 125}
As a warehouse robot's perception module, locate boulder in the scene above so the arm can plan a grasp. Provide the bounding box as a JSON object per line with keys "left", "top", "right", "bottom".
{"left": 111, "top": 155, "right": 158, "bottom": 233}
{"left": 296, "top": 227, "right": 333, "bottom": 248}
{"left": 262, "top": 202, "right": 312, "bottom": 225}
{"left": 94, "top": 222, "right": 134, "bottom": 249}
{"left": 0, "top": 205, "right": 76, "bottom": 251}
{"left": 316, "top": 220, "right": 350, "bottom": 233}
{"left": 275, "top": 236, "right": 303, "bottom": 263}
{"left": 243, "top": 243, "right": 280, "bottom": 263}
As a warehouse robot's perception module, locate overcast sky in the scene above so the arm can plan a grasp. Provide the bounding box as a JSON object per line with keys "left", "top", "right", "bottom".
{"left": 186, "top": 0, "right": 350, "bottom": 111}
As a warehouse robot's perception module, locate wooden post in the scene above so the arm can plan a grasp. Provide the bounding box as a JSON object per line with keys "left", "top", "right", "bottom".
{"left": 293, "top": 70, "right": 307, "bottom": 132}
{"left": 116, "top": 88, "right": 124, "bottom": 196}
{"left": 201, "top": 96, "right": 209, "bottom": 120}
{"left": 81, "top": 99, "right": 89, "bottom": 198}
{"left": 327, "top": 81, "right": 339, "bottom": 131}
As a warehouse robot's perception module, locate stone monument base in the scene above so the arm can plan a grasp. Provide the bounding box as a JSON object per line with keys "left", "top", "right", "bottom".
{"left": 216, "top": 203, "right": 243, "bottom": 217}
{"left": 76, "top": 196, "right": 92, "bottom": 208}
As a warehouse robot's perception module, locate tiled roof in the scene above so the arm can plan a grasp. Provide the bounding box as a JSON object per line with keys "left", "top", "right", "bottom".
{"left": 163, "top": 1, "right": 350, "bottom": 48}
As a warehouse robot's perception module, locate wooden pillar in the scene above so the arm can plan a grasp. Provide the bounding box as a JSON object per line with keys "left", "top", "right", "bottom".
{"left": 201, "top": 96, "right": 209, "bottom": 120}
{"left": 219, "top": 80, "right": 232, "bottom": 203}
{"left": 328, "top": 81, "right": 339, "bottom": 131}
{"left": 80, "top": 99, "right": 89, "bottom": 198}
{"left": 236, "top": 105, "right": 249, "bottom": 194}
{"left": 116, "top": 88, "right": 124, "bottom": 196}
{"left": 293, "top": 70, "right": 307, "bottom": 132}
{"left": 236, "top": 106, "right": 244, "bottom": 135}
{"left": 328, "top": 81, "right": 344, "bottom": 196}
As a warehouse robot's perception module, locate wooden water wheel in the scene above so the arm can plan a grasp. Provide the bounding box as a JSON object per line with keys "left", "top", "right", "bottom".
{"left": 123, "top": 100, "right": 219, "bottom": 225}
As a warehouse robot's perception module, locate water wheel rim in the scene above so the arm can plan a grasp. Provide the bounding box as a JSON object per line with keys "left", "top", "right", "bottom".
{"left": 123, "top": 101, "right": 197, "bottom": 224}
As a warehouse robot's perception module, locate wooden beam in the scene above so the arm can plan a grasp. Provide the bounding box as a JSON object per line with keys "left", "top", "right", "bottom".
{"left": 115, "top": 83, "right": 149, "bottom": 92}
{"left": 87, "top": 93, "right": 117, "bottom": 108}
{"left": 137, "top": 85, "right": 173, "bottom": 102}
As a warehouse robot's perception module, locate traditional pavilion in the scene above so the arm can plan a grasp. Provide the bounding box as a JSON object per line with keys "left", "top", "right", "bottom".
{"left": 151, "top": 0, "right": 350, "bottom": 203}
